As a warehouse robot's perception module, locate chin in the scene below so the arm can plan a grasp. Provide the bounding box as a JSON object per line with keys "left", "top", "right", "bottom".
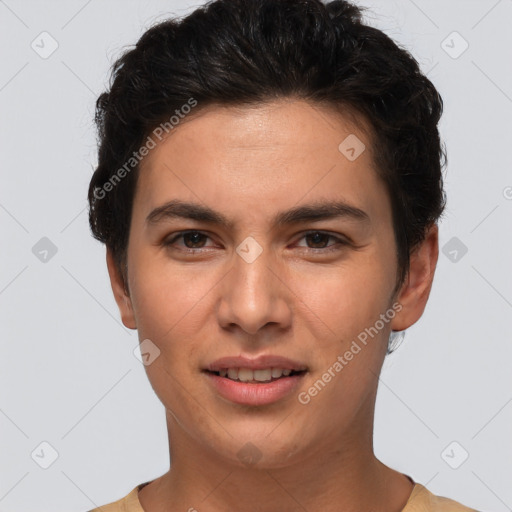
{"left": 198, "top": 420, "right": 315, "bottom": 469}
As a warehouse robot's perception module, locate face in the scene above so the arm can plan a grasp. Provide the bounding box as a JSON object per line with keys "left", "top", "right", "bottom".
{"left": 108, "top": 98, "right": 437, "bottom": 468}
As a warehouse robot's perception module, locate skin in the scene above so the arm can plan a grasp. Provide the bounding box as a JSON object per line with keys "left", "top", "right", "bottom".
{"left": 107, "top": 98, "right": 439, "bottom": 512}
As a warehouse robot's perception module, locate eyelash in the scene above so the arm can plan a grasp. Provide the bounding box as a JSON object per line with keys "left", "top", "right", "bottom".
{"left": 162, "top": 230, "right": 349, "bottom": 254}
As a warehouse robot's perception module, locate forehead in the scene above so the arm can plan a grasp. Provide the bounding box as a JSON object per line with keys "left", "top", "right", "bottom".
{"left": 142, "top": 99, "right": 373, "bottom": 162}
{"left": 133, "top": 99, "right": 388, "bottom": 227}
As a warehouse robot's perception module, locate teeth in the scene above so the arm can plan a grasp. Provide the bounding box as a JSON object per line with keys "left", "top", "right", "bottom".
{"left": 238, "top": 368, "right": 253, "bottom": 382}
{"left": 271, "top": 368, "right": 282, "bottom": 378}
{"left": 215, "top": 367, "right": 300, "bottom": 382}
{"left": 253, "top": 369, "right": 272, "bottom": 382}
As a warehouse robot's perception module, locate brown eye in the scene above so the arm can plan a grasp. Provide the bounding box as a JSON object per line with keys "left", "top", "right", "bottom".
{"left": 295, "top": 231, "right": 348, "bottom": 252}
{"left": 164, "top": 231, "right": 213, "bottom": 250}
{"left": 304, "top": 232, "right": 331, "bottom": 248}
{"left": 182, "top": 232, "right": 208, "bottom": 248}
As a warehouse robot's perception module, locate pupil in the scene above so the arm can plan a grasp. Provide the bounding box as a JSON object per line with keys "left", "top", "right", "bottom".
{"left": 308, "top": 232, "right": 327, "bottom": 248}
{"left": 185, "top": 232, "right": 204, "bottom": 248}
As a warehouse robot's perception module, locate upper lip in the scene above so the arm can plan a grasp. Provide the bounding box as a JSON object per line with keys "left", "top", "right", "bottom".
{"left": 205, "top": 355, "right": 308, "bottom": 372}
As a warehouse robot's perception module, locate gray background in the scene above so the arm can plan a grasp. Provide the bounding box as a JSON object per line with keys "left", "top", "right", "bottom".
{"left": 1, "top": 0, "right": 511, "bottom": 510}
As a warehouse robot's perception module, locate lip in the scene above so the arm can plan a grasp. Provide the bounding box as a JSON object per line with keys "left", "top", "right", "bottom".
{"left": 205, "top": 355, "right": 308, "bottom": 372}
{"left": 203, "top": 354, "right": 308, "bottom": 406}
{"left": 204, "top": 371, "right": 307, "bottom": 406}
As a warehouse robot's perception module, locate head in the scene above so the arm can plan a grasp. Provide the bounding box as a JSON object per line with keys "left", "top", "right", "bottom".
{"left": 88, "top": 0, "right": 445, "bottom": 468}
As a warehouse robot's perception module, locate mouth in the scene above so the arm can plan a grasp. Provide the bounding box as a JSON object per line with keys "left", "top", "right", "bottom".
{"left": 202, "top": 355, "right": 308, "bottom": 405}
{"left": 202, "top": 363, "right": 308, "bottom": 406}
{"left": 203, "top": 367, "right": 307, "bottom": 383}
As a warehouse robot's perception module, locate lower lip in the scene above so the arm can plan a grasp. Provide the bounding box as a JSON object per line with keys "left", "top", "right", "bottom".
{"left": 204, "top": 371, "right": 306, "bottom": 406}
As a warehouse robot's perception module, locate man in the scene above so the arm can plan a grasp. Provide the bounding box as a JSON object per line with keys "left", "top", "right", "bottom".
{"left": 87, "top": 0, "right": 478, "bottom": 510}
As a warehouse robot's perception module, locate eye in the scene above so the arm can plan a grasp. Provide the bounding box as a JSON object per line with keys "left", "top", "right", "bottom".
{"left": 163, "top": 231, "right": 214, "bottom": 251}
{"left": 162, "top": 230, "right": 349, "bottom": 254}
{"left": 295, "top": 231, "right": 348, "bottom": 253}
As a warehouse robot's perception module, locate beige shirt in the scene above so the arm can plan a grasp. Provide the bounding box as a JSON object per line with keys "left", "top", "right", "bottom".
{"left": 89, "top": 479, "right": 479, "bottom": 512}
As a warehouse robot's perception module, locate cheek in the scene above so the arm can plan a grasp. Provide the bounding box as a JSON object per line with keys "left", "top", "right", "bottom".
{"left": 128, "top": 259, "right": 212, "bottom": 409}
{"left": 287, "top": 255, "right": 393, "bottom": 344}
{"left": 129, "top": 249, "right": 214, "bottom": 339}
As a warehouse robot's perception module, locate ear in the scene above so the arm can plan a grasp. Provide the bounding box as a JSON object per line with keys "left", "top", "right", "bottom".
{"left": 390, "top": 223, "right": 439, "bottom": 332}
{"left": 106, "top": 248, "right": 137, "bottom": 330}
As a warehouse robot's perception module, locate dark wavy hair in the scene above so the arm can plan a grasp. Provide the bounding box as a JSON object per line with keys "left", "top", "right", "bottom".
{"left": 88, "top": 0, "right": 446, "bottom": 332}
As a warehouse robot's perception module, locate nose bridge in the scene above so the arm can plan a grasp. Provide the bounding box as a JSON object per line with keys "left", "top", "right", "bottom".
{"left": 218, "top": 236, "right": 289, "bottom": 334}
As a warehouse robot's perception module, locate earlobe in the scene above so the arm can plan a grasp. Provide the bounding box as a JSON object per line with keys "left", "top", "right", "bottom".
{"left": 390, "top": 223, "right": 439, "bottom": 332}
{"left": 106, "top": 248, "right": 137, "bottom": 330}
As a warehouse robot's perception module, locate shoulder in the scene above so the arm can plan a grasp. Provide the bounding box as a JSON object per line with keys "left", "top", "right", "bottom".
{"left": 404, "top": 483, "right": 480, "bottom": 512}
{"left": 87, "top": 483, "right": 146, "bottom": 512}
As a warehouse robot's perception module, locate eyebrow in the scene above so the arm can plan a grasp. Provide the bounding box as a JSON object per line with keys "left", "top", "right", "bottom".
{"left": 145, "top": 199, "right": 370, "bottom": 229}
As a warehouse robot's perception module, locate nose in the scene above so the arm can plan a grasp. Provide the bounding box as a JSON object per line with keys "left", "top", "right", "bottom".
{"left": 216, "top": 242, "right": 292, "bottom": 336}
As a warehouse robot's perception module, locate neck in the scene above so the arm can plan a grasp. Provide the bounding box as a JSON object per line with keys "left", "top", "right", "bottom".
{"left": 138, "top": 410, "right": 414, "bottom": 512}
